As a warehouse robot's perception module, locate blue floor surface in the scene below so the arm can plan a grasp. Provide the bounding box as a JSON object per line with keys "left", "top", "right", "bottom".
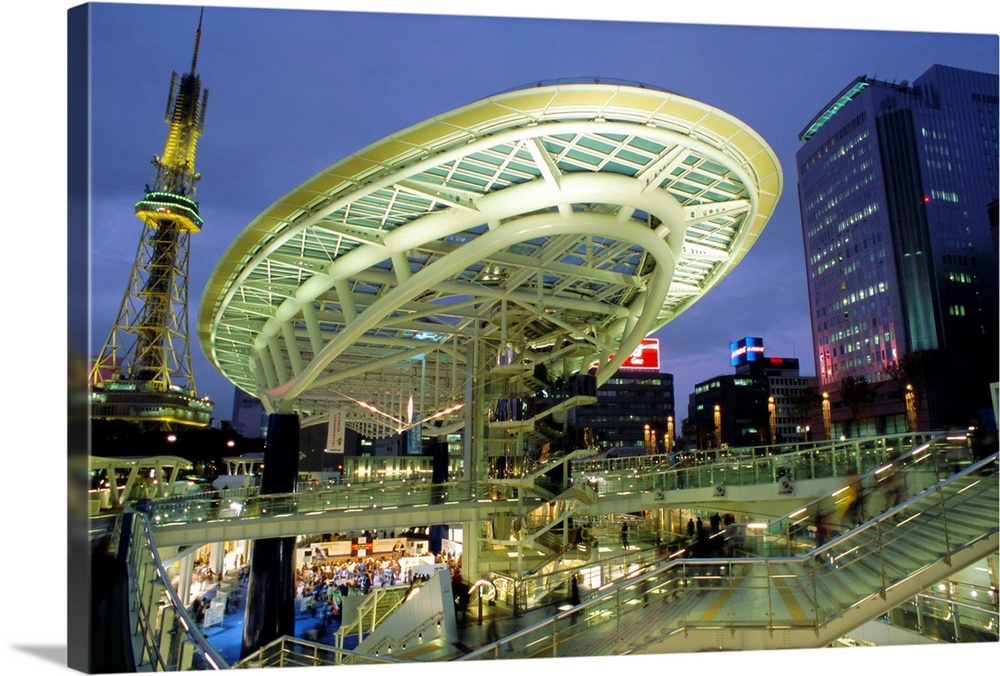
{"left": 200, "top": 585, "right": 565, "bottom": 666}
{"left": 201, "top": 598, "right": 347, "bottom": 665}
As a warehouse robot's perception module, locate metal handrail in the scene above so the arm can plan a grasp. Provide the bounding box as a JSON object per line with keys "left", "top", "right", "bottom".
{"left": 234, "top": 634, "right": 397, "bottom": 669}
{"left": 124, "top": 511, "right": 230, "bottom": 670}
{"left": 455, "top": 453, "right": 997, "bottom": 659}
{"left": 140, "top": 432, "right": 944, "bottom": 532}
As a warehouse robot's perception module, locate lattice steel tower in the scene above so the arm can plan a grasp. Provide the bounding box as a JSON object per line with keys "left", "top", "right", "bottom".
{"left": 90, "top": 10, "right": 214, "bottom": 430}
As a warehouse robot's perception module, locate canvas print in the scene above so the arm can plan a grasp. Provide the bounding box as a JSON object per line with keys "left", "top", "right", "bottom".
{"left": 67, "top": 1, "right": 999, "bottom": 673}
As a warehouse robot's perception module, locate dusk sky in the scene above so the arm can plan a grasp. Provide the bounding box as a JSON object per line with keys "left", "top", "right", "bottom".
{"left": 83, "top": 1, "right": 997, "bottom": 421}
{"left": 2, "top": 2, "right": 997, "bottom": 672}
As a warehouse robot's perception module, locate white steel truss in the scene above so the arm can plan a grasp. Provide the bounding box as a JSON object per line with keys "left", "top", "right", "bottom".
{"left": 199, "top": 80, "right": 782, "bottom": 439}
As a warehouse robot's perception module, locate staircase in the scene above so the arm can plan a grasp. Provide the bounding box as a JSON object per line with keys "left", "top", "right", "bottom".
{"left": 456, "top": 454, "right": 999, "bottom": 659}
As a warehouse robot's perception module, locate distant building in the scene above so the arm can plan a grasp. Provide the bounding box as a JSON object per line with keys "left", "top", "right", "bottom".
{"left": 572, "top": 369, "right": 675, "bottom": 451}
{"left": 732, "top": 343, "right": 811, "bottom": 444}
{"left": 231, "top": 387, "right": 267, "bottom": 439}
{"left": 571, "top": 338, "right": 675, "bottom": 451}
{"left": 687, "top": 337, "right": 809, "bottom": 448}
{"left": 797, "top": 64, "right": 999, "bottom": 433}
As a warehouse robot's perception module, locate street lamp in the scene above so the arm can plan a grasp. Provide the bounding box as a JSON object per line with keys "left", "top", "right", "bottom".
{"left": 714, "top": 404, "right": 722, "bottom": 448}
{"left": 768, "top": 396, "right": 777, "bottom": 444}
{"left": 666, "top": 416, "right": 674, "bottom": 453}
{"left": 905, "top": 384, "right": 917, "bottom": 431}
{"left": 822, "top": 392, "right": 831, "bottom": 440}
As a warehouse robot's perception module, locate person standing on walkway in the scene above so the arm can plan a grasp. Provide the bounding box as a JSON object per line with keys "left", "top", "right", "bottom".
{"left": 570, "top": 573, "right": 582, "bottom": 626}
{"left": 570, "top": 573, "right": 581, "bottom": 606}
{"left": 620, "top": 522, "right": 629, "bottom": 549}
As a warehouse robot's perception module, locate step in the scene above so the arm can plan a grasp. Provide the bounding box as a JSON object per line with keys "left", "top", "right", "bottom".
{"left": 938, "top": 505, "right": 998, "bottom": 533}
{"left": 879, "top": 538, "right": 938, "bottom": 572}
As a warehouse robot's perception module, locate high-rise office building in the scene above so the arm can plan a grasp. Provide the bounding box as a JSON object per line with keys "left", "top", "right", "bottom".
{"left": 797, "top": 64, "right": 998, "bottom": 433}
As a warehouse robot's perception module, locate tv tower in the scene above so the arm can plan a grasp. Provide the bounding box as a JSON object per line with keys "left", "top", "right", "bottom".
{"left": 90, "top": 9, "right": 214, "bottom": 430}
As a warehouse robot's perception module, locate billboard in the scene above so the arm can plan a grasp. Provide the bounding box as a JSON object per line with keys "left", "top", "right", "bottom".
{"left": 591, "top": 337, "right": 661, "bottom": 371}
{"left": 730, "top": 336, "right": 765, "bottom": 367}
{"left": 621, "top": 338, "right": 661, "bottom": 370}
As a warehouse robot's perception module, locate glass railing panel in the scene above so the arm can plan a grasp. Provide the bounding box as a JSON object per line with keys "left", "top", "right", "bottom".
{"left": 123, "top": 511, "right": 230, "bottom": 671}
{"left": 882, "top": 588, "right": 1000, "bottom": 643}
{"left": 765, "top": 435, "right": 960, "bottom": 556}
{"left": 144, "top": 479, "right": 508, "bottom": 528}
{"left": 576, "top": 432, "right": 942, "bottom": 501}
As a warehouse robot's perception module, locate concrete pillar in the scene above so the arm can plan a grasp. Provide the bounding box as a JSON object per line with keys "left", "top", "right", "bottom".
{"left": 209, "top": 542, "right": 225, "bottom": 577}
{"left": 240, "top": 413, "right": 300, "bottom": 659}
{"left": 177, "top": 553, "right": 193, "bottom": 606}
{"left": 461, "top": 519, "right": 479, "bottom": 580}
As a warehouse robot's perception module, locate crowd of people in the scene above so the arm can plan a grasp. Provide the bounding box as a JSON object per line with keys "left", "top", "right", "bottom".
{"left": 295, "top": 548, "right": 463, "bottom": 624}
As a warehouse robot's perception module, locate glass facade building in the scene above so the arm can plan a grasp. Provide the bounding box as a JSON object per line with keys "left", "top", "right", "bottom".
{"left": 797, "top": 64, "right": 999, "bottom": 430}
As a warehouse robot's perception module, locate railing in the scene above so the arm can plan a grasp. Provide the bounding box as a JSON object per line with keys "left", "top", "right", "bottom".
{"left": 334, "top": 585, "right": 409, "bottom": 654}
{"left": 142, "top": 433, "right": 945, "bottom": 533}
{"left": 485, "top": 539, "right": 679, "bottom": 614}
{"left": 573, "top": 431, "right": 945, "bottom": 497}
{"left": 878, "top": 583, "right": 1000, "bottom": 643}
{"left": 359, "top": 609, "right": 448, "bottom": 659}
{"left": 232, "top": 635, "right": 396, "bottom": 669}
{"left": 143, "top": 478, "right": 532, "bottom": 528}
{"left": 761, "top": 432, "right": 978, "bottom": 558}
{"left": 122, "top": 510, "right": 230, "bottom": 670}
{"left": 455, "top": 452, "right": 997, "bottom": 659}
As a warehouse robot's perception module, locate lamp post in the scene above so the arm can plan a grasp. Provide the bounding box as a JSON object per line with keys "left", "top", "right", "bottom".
{"left": 714, "top": 404, "right": 722, "bottom": 448}
{"left": 768, "top": 396, "right": 777, "bottom": 444}
{"left": 905, "top": 384, "right": 918, "bottom": 431}
{"left": 666, "top": 415, "right": 674, "bottom": 453}
{"left": 822, "top": 392, "right": 831, "bottom": 440}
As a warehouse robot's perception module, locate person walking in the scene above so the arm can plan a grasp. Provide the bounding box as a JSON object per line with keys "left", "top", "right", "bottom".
{"left": 620, "top": 522, "right": 629, "bottom": 550}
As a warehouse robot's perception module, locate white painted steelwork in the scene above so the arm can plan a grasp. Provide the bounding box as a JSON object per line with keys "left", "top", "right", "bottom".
{"left": 199, "top": 81, "right": 781, "bottom": 439}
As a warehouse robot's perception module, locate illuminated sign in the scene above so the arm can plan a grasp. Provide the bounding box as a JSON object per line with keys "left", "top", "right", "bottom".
{"left": 326, "top": 407, "right": 345, "bottom": 453}
{"left": 730, "top": 336, "right": 765, "bottom": 366}
{"left": 621, "top": 338, "right": 661, "bottom": 370}
{"left": 590, "top": 338, "right": 661, "bottom": 371}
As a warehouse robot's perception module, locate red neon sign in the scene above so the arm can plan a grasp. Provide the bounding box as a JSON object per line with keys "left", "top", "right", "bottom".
{"left": 590, "top": 338, "right": 661, "bottom": 371}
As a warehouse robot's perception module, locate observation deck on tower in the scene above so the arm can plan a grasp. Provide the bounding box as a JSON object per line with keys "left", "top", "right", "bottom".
{"left": 198, "top": 79, "right": 782, "bottom": 462}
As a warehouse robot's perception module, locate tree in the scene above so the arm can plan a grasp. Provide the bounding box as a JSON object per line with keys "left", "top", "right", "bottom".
{"left": 883, "top": 352, "right": 928, "bottom": 427}
{"left": 789, "top": 386, "right": 824, "bottom": 439}
{"left": 839, "top": 375, "right": 876, "bottom": 438}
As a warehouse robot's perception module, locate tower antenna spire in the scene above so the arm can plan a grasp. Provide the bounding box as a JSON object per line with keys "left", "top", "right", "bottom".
{"left": 190, "top": 7, "right": 204, "bottom": 75}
